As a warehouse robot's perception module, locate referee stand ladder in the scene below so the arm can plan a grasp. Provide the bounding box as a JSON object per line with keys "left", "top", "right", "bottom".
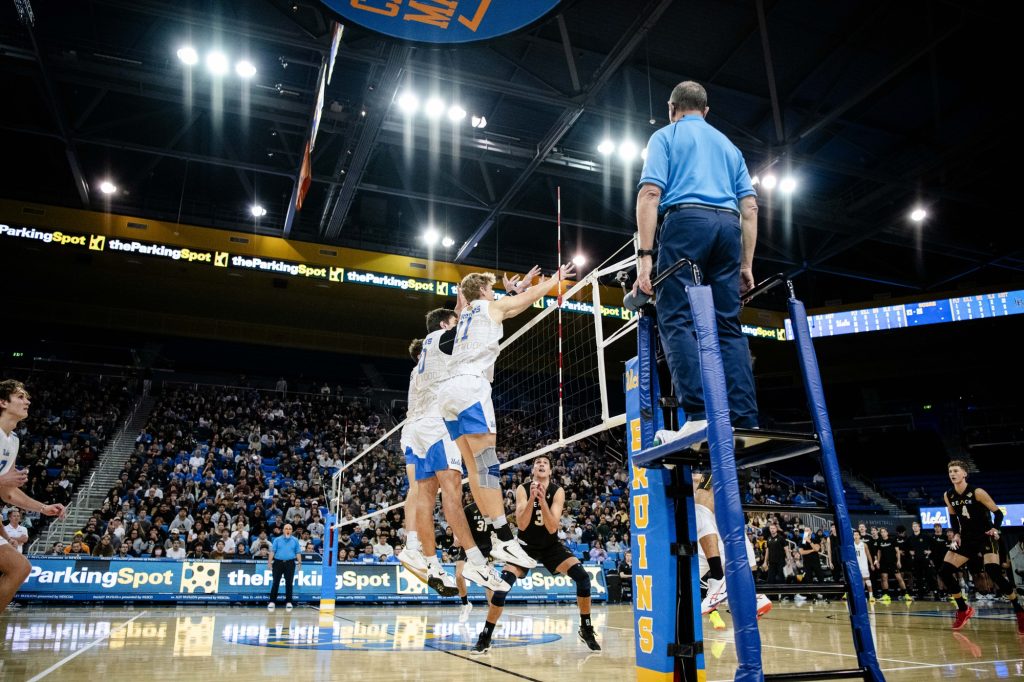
{"left": 624, "top": 262, "right": 885, "bottom": 682}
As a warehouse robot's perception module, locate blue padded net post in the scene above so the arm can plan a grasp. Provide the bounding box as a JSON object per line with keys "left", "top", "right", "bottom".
{"left": 788, "top": 297, "right": 885, "bottom": 682}
{"left": 688, "top": 284, "right": 763, "bottom": 682}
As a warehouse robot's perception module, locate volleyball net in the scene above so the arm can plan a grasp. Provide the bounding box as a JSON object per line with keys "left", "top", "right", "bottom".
{"left": 330, "top": 246, "right": 637, "bottom": 525}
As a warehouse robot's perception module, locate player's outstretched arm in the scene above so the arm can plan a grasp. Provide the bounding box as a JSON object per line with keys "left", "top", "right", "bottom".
{"left": 491, "top": 263, "right": 576, "bottom": 322}
{"left": 0, "top": 485, "right": 64, "bottom": 518}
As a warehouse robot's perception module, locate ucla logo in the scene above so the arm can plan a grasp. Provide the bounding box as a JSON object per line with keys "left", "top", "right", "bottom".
{"left": 625, "top": 369, "right": 639, "bottom": 391}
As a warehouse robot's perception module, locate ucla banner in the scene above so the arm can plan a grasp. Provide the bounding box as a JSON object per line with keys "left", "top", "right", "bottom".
{"left": 18, "top": 558, "right": 606, "bottom": 604}
{"left": 322, "top": 0, "right": 562, "bottom": 44}
{"left": 919, "top": 503, "right": 1024, "bottom": 529}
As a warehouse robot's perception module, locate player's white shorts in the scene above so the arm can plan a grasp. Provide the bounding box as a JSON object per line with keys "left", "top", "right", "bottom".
{"left": 857, "top": 555, "right": 870, "bottom": 579}
{"left": 696, "top": 503, "right": 756, "bottom": 576}
{"left": 439, "top": 375, "right": 496, "bottom": 439}
{"left": 401, "top": 418, "right": 462, "bottom": 481}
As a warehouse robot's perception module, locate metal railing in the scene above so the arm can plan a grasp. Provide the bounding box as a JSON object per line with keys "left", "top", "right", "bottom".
{"left": 31, "top": 389, "right": 150, "bottom": 552}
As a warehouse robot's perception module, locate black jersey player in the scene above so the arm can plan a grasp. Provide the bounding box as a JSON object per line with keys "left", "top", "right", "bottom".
{"left": 464, "top": 455, "right": 601, "bottom": 654}
{"left": 940, "top": 460, "right": 1023, "bottom": 633}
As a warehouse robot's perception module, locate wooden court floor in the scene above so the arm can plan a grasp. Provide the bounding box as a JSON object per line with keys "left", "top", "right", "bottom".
{"left": 0, "top": 600, "right": 1022, "bottom": 680}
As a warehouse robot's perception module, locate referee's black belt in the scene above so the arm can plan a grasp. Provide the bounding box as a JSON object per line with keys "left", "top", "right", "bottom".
{"left": 663, "top": 203, "right": 739, "bottom": 218}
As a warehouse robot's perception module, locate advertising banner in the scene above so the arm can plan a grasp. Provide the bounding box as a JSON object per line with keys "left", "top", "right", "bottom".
{"left": 17, "top": 558, "right": 606, "bottom": 604}
{"left": 919, "top": 503, "right": 1024, "bottom": 529}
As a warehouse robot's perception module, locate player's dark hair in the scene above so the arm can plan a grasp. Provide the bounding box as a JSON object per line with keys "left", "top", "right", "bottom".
{"left": 0, "top": 379, "right": 29, "bottom": 413}
{"left": 408, "top": 338, "right": 424, "bottom": 360}
{"left": 425, "top": 308, "right": 457, "bottom": 332}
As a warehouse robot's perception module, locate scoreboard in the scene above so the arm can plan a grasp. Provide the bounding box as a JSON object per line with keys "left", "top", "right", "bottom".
{"left": 785, "top": 289, "right": 1024, "bottom": 339}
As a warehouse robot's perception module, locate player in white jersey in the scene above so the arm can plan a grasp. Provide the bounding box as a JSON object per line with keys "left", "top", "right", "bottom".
{"left": 0, "top": 379, "right": 67, "bottom": 612}
{"left": 692, "top": 473, "right": 771, "bottom": 628}
{"left": 438, "top": 264, "right": 572, "bottom": 570}
{"left": 853, "top": 530, "right": 876, "bottom": 603}
{"left": 399, "top": 309, "right": 510, "bottom": 593}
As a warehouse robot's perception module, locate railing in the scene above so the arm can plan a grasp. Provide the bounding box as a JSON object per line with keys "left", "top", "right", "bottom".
{"left": 31, "top": 389, "right": 149, "bottom": 552}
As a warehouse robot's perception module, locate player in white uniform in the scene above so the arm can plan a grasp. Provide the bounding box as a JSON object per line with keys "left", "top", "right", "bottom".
{"left": 438, "top": 265, "right": 572, "bottom": 569}
{"left": 853, "top": 530, "right": 875, "bottom": 603}
{"left": 399, "top": 309, "right": 510, "bottom": 593}
{"left": 692, "top": 473, "right": 771, "bottom": 628}
{"left": 0, "top": 379, "right": 66, "bottom": 612}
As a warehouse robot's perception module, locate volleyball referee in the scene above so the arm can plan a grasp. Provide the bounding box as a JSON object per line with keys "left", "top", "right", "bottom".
{"left": 268, "top": 523, "right": 301, "bottom": 611}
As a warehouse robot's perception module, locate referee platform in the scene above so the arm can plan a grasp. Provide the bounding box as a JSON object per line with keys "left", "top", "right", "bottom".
{"left": 624, "top": 262, "right": 886, "bottom": 682}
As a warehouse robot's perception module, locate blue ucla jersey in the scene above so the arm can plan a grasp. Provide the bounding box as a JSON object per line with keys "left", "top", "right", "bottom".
{"left": 450, "top": 300, "right": 503, "bottom": 383}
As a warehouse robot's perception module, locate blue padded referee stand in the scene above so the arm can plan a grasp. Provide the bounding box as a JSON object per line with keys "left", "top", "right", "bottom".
{"left": 628, "top": 275, "right": 885, "bottom": 682}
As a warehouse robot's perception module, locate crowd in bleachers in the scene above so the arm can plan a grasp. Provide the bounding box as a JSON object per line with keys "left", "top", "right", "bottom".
{"left": 0, "top": 370, "right": 131, "bottom": 547}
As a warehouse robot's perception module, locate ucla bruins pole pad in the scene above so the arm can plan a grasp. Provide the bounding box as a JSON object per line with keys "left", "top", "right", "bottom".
{"left": 688, "top": 284, "right": 763, "bottom": 682}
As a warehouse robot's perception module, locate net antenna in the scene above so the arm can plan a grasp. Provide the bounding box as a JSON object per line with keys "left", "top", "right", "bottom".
{"left": 331, "top": 234, "right": 640, "bottom": 527}
{"left": 556, "top": 185, "right": 564, "bottom": 442}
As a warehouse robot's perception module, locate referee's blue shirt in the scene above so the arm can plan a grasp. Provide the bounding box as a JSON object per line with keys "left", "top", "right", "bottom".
{"left": 638, "top": 114, "right": 756, "bottom": 212}
{"left": 271, "top": 535, "right": 301, "bottom": 560}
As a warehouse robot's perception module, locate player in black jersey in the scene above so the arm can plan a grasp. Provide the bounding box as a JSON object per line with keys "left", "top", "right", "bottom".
{"left": 456, "top": 500, "right": 530, "bottom": 653}
{"left": 873, "top": 528, "right": 910, "bottom": 603}
{"left": 940, "top": 460, "right": 1024, "bottom": 633}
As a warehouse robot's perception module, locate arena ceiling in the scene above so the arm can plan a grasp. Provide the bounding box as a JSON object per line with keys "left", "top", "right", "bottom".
{"left": 1, "top": 0, "right": 1019, "bottom": 308}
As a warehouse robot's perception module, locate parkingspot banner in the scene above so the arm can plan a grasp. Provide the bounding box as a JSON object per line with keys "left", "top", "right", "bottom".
{"left": 17, "top": 558, "right": 607, "bottom": 603}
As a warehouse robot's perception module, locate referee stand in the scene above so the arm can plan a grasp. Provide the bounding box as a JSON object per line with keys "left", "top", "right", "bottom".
{"left": 625, "top": 263, "right": 885, "bottom": 682}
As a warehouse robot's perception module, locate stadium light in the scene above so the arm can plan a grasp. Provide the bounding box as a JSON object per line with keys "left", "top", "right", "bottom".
{"left": 424, "top": 97, "right": 444, "bottom": 120}
{"left": 235, "top": 60, "right": 257, "bottom": 79}
{"left": 99, "top": 180, "right": 117, "bottom": 194}
{"left": 761, "top": 174, "right": 778, "bottom": 191}
{"left": 250, "top": 204, "right": 267, "bottom": 218}
{"left": 176, "top": 46, "right": 199, "bottom": 66}
{"left": 441, "top": 236, "right": 455, "bottom": 248}
{"left": 779, "top": 176, "right": 798, "bottom": 194}
{"left": 471, "top": 115, "right": 487, "bottom": 129}
{"left": 206, "top": 51, "right": 229, "bottom": 76}
{"left": 572, "top": 254, "right": 586, "bottom": 268}
{"left": 422, "top": 227, "right": 440, "bottom": 246}
{"left": 618, "top": 141, "right": 638, "bottom": 162}
{"left": 397, "top": 91, "right": 419, "bottom": 115}
{"left": 597, "top": 139, "right": 615, "bottom": 155}
{"left": 447, "top": 105, "right": 467, "bottom": 122}
{"left": 910, "top": 207, "right": 927, "bottom": 222}
{"left": 751, "top": 175, "right": 760, "bottom": 187}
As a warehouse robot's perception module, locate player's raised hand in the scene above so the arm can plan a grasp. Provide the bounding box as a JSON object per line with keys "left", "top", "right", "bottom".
{"left": 521, "top": 265, "right": 541, "bottom": 288}
{"left": 556, "top": 262, "right": 577, "bottom": 281}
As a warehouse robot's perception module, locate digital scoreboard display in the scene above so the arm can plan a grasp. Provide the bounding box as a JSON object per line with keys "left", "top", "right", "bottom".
{"left": 786, "top": 290, "right": 1024, "bottom": 339}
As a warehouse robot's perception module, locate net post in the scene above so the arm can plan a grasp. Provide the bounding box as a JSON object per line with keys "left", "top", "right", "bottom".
{"left": 320, "top": 512, "right": 338, "bottom": 615}
{"left": 788, "top": 297, "right": 885, "bottom": 682}
{"left": 688, "top": 283, "right": 763, "bottom": 681}
{"left": 591, "top": 279, "right": 611, "bottom": 422}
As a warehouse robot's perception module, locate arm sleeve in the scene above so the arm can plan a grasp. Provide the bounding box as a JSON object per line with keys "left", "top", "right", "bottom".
{"left": 637, "top": 129, "right": 669, "bottom": 191}
{"left": 950, "top": 515, "right": 961, "bottom": 534}
{"left": 993, "top": 508, "right": 1004, "bottom": 529}
{"left": 438, "top": 328, "right": 456, "bottom": 355}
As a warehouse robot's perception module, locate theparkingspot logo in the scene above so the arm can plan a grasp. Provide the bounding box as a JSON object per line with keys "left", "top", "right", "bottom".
{"left": 515, "top": 568, "right": 606, "bottom": 595}
{"left": 27, "top": 564, "right": 176, "bottom": 589}
{"left": 107, "top": 239, "right": 213, "bottom": 263}
{"left": 346, "top": 270, "right": 435, "bottom": 293}
{"left": 230, "top": 255, "right": 327, "bottom": 278}
{"left": 0, "top": 224, "right": 88, "bottom": 246}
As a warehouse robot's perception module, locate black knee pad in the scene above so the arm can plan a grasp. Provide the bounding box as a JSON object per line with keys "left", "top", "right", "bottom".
{"left": 939, "top": 562, "right": 960, "bottom": 590}
{"left": 567, "top": 563, "right": 591, "bottom": 598}
{"left": 490, "top": 570, "right": 518, "bottom": 607}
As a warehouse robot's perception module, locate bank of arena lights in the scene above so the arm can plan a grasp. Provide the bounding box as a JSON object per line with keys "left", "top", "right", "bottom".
{"left": 597, "top": 138, "right": 642, "bottom": 164}
{"left": 177, "top": 45, "right": 257, "bottom": 79}
{"left": 395, "top": 91, "right": 485, "bottom": 128}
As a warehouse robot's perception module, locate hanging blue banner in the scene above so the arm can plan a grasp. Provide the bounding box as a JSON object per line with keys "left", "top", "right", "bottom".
{"left": 321, "top": 0, "right": 562, "bottom": 44}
